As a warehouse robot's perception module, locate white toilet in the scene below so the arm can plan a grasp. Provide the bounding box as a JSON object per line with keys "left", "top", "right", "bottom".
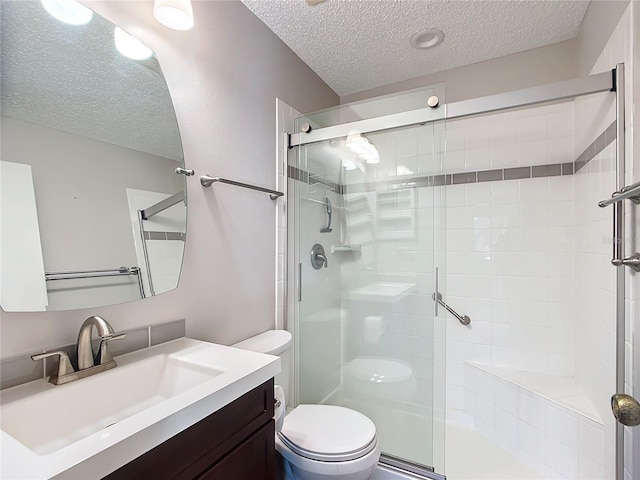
{"left": 233, "top": 330, "right": 381, "bottom": 480}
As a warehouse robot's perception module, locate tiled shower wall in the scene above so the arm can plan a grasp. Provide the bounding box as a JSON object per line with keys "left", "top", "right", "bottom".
{"left": 442, "top": 101, "right": 577, "bottom": 413}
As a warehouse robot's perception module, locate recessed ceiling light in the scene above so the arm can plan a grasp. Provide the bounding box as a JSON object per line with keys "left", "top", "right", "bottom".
{"left": 410, "top": 28, "right": 444, "bottom": 50}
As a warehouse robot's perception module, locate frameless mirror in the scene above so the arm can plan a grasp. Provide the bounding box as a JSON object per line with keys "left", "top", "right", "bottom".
{"left": 0, "top": 0, "right": 186, "bottom": 312}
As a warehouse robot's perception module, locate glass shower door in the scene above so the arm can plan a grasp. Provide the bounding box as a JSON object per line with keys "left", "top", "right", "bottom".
{"left": 290, "top": 115, "right": 447, "bottom": 474}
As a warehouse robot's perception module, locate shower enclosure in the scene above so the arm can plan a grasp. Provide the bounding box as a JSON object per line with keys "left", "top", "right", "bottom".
{"left": 286, "top": 66, "right": 629, "bottom": 479}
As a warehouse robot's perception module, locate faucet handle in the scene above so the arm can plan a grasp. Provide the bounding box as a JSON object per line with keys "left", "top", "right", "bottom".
{"left": 96, "top": 332, "right": 126, "bottom": 365}
{"left": 31, "top": 350, "right": 75, "bottom": 377}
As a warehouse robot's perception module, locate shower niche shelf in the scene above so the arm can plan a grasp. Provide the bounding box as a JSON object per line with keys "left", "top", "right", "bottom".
{"left": 349, "top": 282, "right": 416, "bottom": 303}
{"left": 331, "top": 244, "right": 362, "bottom": 253}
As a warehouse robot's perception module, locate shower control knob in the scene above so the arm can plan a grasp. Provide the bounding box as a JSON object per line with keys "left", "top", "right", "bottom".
{"left": 427, "top": 96, "right": 440, "bottom": 108}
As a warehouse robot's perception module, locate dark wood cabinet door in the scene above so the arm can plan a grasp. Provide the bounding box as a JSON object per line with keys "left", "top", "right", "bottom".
{"left": 197, "top": 420, "right": 275, "bottom": 480}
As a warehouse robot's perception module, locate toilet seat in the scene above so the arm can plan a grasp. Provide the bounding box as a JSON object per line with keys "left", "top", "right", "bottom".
{"left": 278, "top": 405, "right": 377, "bottom": 462}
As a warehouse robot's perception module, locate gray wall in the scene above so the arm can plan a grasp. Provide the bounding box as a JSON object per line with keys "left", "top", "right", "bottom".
{"left": 0, "top": 0, "right": 338, "bottom": 357}
{"left": 341, "top": 39, "right": 580, "bottom": 104}
{"left": 576, "top": 0, "right": 630, "bottom": 75}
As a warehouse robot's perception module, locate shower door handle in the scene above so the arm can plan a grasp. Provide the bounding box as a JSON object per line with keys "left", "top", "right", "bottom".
{"left": 297, "top": 262, "right": 302, "bottom": 302}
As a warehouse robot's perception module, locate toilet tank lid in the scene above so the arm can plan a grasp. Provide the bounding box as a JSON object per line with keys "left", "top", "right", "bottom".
{"left": 232, "top": 330, "right": 292, "bottom": 355}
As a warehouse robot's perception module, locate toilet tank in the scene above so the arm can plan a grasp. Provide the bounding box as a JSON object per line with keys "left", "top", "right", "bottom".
{"left": 232, "top": 330, "right": 292, "bottom": 405}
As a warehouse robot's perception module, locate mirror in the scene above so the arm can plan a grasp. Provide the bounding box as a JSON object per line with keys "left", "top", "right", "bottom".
{"left": 0, "top": 0, "right": 186, "bottom": 312}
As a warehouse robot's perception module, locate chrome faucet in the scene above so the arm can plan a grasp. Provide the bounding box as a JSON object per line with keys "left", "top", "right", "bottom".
{"left": 31, "top": 316, "right": 125, "bottom": 385}
{"left": 77, "top": 315, "right": 123, "bottom": 370}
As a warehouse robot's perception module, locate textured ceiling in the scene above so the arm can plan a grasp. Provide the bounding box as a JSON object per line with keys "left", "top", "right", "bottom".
{"left": 242, "top": 0, "right": 590, "bottom": 96}
{"left": 1, "top": 0, "right": 182, "bottom": 161}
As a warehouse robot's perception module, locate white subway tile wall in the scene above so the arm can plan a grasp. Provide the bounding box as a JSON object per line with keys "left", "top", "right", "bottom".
{"left": 465, "top": 364, "right": 613, "bottom": 480}
{"left": 441, "top": 67, "right": 623, "bottom": 478}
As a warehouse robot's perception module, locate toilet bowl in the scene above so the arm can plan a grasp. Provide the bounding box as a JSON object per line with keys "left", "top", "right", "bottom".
{"left": 234, "top": 330, "right": 381, "bottom": 480}
{"left": 274, "top": 392, "right": 380, "bottom": 480}
{"left": 343, "top": 357, "right": 417, "bottom": 400}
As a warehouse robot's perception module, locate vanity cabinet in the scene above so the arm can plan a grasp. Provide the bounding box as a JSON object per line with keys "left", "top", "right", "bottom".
{"left": 104, "top": 379, "right": 275, "bottom": 480}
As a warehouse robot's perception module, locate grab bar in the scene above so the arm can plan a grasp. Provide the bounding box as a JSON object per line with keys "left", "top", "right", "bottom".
{"left": 598, "top": 179, "right": 640, "bottom": 207}
{"left": 432, "top": 292, "right": 471, "bottom": 325}
{"left": 200, "top": 175, "right": 284, "bottom": 200}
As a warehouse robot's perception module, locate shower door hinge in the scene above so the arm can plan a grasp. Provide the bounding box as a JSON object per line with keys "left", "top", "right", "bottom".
{"left": 611, "top": 68, "right": 617, "bottom": 92}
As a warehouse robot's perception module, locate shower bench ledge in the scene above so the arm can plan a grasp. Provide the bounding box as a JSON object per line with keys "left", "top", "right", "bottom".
{"left": 465, "top": 362, "right": 602, "bottom": 423}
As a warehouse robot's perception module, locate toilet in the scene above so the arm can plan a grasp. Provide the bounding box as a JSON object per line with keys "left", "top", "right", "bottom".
{"left": 233, "top": 330, "right": 381, "bottom": 480}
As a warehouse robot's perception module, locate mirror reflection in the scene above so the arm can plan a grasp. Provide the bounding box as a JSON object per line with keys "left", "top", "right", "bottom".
{"left": 0, "top": 0, "right": 186, "bottom": 312}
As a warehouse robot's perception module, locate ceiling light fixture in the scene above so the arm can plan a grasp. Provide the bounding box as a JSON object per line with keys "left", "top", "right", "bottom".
{"left": 153, "top": 0, "right": 194, "bottom": 31}
{"left": 114, "top": 27, "right": 153, "bottom": 61}
{"left": 345, "top": 131, "right": 380, "bottom": 165}
{"left": 346, "top": 131, "right": 365, "bottom": 154}
{"left": 40, "top": 0, "right": 93, "bottom": 26}
{"left": 410, "top": 28, "right": 444, "bottom": 50}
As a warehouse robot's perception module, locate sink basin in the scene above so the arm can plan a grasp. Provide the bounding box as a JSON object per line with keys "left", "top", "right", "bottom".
{"left": 349, "top": 282, "right": 416, "bottom": 302}
{"left": 0, "top": 338, "right": 280, "bottom": 479}
{"left": 2, "top": 354, "right": 223, "bottom": 455}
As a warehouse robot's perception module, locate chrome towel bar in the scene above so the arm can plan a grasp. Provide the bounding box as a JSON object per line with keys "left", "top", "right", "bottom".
{"left": 598, "top": 179, "right": 640, "bottom": 207}
{"left": 45, "top": 266, "right": 139, "bottom": 279}
{"left": 598, "top": 178, "right": 640, "bottom": 272}
{"left": 432, "top": 292, "right": 471, "bottom": 325}
{"left": 200, "top": 175, "right": 284, "bottom": 200}
{"left": 45, "top": 267, "right": 145, "bottom": 298}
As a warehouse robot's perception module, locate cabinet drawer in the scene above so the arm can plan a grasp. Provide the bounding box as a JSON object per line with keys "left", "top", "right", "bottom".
{"left": 104, "top": 379, "right": 274, "bottom": 480}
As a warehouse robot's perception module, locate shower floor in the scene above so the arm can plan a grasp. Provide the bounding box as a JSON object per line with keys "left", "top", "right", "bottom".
{"left": 322, "top": 388, "right": 540, "bottom": 479}
{"left": 445, "top": 420, "right": 542, "bottom": 479}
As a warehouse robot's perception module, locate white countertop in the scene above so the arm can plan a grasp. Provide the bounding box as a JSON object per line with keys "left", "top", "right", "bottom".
{"left": 0, "top": 338, "right": 280, "bottom": 479}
